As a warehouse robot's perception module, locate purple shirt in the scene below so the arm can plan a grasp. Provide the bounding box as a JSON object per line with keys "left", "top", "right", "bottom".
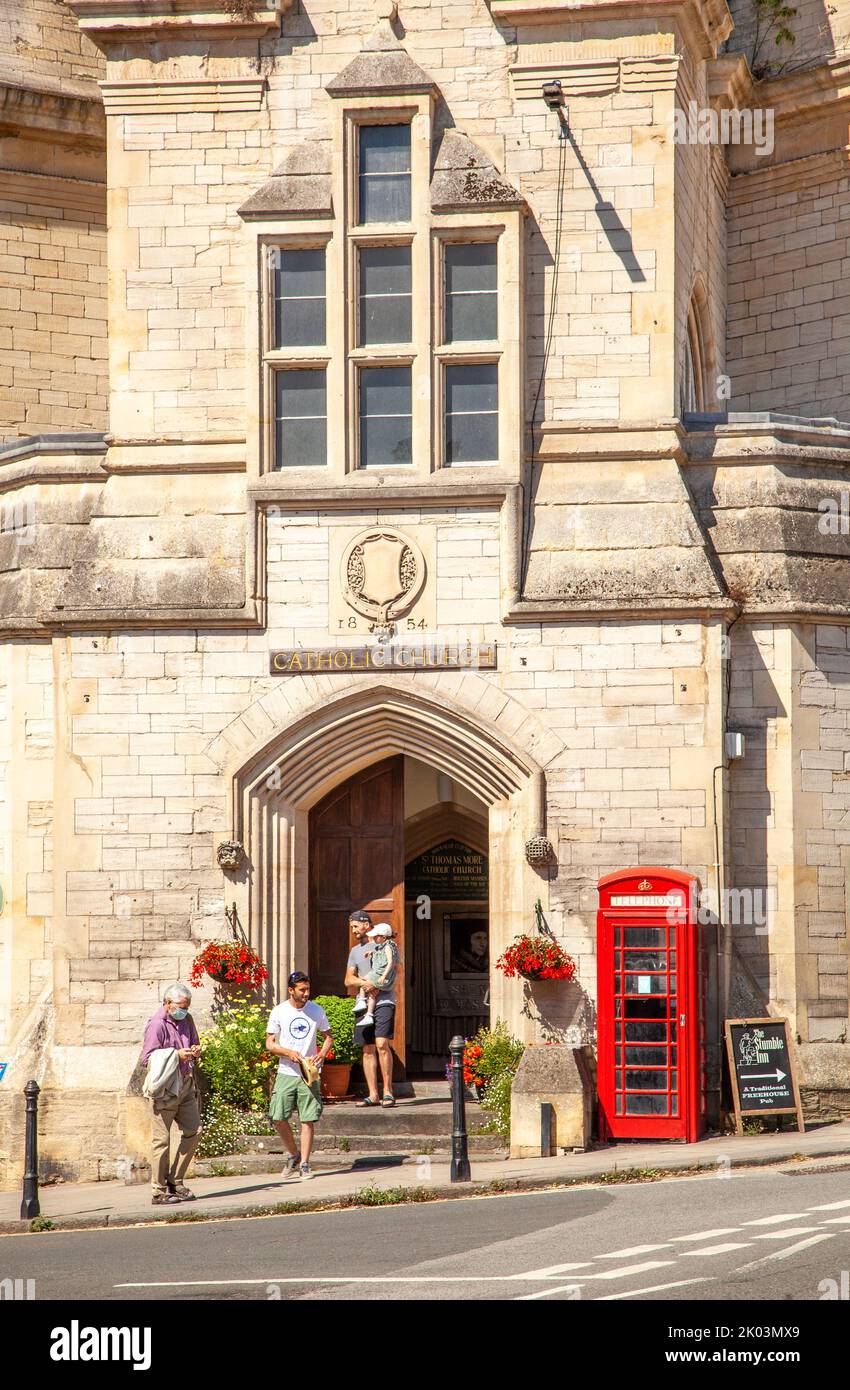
{"left": 141, "top": 1006, "right": 200, "bottom": 1077}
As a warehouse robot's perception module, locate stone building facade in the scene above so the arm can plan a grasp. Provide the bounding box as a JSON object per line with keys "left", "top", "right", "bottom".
{"left": 1, "top": 0, "right": 850, "bottom": 1183}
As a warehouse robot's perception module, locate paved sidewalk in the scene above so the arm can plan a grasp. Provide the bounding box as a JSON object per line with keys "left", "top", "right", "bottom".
{"left": 2, "top": 1119, "right": 849, "bottom": 1233}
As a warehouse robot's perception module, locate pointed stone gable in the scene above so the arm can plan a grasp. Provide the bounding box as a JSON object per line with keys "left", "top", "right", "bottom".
{"left": 238, "top": 135, "right": 332, "bottom": 219}
{"left": 430, "top": 129, "right": 525, "bottom": 213}
{"left": 325, "top": 19, "right": 436, "bottom": 97}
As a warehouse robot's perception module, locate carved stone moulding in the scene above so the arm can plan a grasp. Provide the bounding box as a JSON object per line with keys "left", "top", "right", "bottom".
{"left": 65, "top": 0, "right": 293, "bottom": 42}
{"left": 217, "top": 840, "right": 245, "bottom": 871}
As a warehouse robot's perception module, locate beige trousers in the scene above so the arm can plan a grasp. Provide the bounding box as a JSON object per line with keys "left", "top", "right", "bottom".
{"left": 151, "top": 1070, "right": 202, "bottom": 1194}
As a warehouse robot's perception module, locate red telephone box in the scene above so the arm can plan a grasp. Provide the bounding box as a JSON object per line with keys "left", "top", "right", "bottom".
{"left": 597, "top": 868, "right": 706, "bottom": 1143}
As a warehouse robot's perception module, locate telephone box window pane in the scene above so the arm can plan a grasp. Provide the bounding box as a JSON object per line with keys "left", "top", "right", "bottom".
{"left": 359, "top": 245, "right": 412, "bottom": 345}
{"left": 358, "top": 125, "right": 411, "bottom": 223}
{"left": 615, "top": 1096, "right": 623, "bottom": 1115}
{"left": 670, "top": 1046, "right": 677, "bottom": 1064}
{"left": 625, "top": 1046, "right": 668, "bottom": 1065}
{"left": 624, "top": 928, "right": 666, "bottom": 947}
{"left": 624, "top": 998, "right": 668, "bottom": 1019}
{"left": 623, "top": 951, "right": 666, "bottom": 970}
{"left": 624, "top": 1020, "right": 668, "bottom": 1042}
{"left": 445, "top": 242, "right": 498, "bottom": 342}
{"left": 625, "top": 973, "right": 667, "bottom": 995}
{"left": 626, "top": 1070, "right": 669, "bottom": 1090}
{"left": 615, "top": 1047, "right": 623, "bottom": 1064}
{"left": 445, "top": 363, "right": 498, "bottom": 464}
{"left": 625, "top": 1094, "right": 670, "bottom": 1115}
{"left": 670, "top": 1095, "right": 679, "bottom": 1115}
{"left": 615, "top": 928, "right": 622, "bottom": 946}
{"left": 359, "top": 366, "right": 412, "bottom": 466}
{"left": 615, "top": 1022, "right": 623, "bottom": 1041}
{"left": 670, "top": 951, "right": 677, "bottom": 968}
{"left": 671, "top": 1071, "right": 678, "bottom": 1090}
{"left": 275, "top": 370, "right": 327, "bottom": 468}
{"left": 614, "top": 975, "right": 621, "bottom": 993}
{"left": 615, "top": 1069, "right": 622, "bottom": 1087}
{"left": 670, "top": 1021, "right": 677, "bottom": 1041}
{"left": 274, "top": 248, "right": 326, "bottom": 347}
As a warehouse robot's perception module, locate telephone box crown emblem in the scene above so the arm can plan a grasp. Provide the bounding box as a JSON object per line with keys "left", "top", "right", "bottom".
{"left": 637, "top": 878, "right": 652, "bottom": 890}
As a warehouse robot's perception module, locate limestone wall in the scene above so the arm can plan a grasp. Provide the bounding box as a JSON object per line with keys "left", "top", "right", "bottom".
{"left": 727, "top": 622, "right": 850, "bottom": 1046}
{"left": 0, "top": 0, "right": 103, "bottom": 87}
{"left": 727, "top": 163, "right": 850, "bottom": 419}
{"left": 0, "top": 177, "right": 107, "bottom": 440}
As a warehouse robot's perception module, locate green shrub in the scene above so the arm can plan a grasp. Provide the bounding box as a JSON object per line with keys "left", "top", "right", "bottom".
{"left": 198, "top": 1002, "right": 275, "bottom": 1110}
{"left": 465, "top": 1018, "right": 525, "bottom": 1092}
{"left": 313, "top": 994, "right": 361, "bottom": 1065}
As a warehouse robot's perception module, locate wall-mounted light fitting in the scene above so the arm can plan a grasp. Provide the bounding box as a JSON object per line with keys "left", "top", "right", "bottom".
{"left": 542, "top": 80, "right": 569, "bottom": 136}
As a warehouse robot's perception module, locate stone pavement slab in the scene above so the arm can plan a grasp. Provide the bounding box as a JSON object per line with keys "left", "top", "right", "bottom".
{"left": 2, "top": 1119, "right": 849, "bottom": 1233}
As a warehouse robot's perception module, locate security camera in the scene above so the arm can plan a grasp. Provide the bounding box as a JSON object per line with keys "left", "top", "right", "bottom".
{"left": 542, "top": 80, "right": 565, "bottom": 110}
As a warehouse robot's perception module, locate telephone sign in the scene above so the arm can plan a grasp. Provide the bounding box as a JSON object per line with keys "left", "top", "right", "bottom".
{"left": 597, "top": 868, "right": 707, "bottom": 1143}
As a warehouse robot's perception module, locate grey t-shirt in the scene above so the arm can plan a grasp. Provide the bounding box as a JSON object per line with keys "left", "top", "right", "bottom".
{"left": 347, "top": 942, "right": 397, "bottom": 1007}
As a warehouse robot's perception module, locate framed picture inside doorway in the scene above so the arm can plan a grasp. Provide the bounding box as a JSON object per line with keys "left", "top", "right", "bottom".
{"left": 444, "top": 913, "right": 489, "bottom": 979}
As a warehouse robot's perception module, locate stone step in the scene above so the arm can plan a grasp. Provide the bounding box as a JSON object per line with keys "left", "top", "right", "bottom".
{"left": 195, "top": 1141, "right": 506, "bottom": 1178}
{"left": 242, "top": 1130, "right": 504, "bottom": 1154}
{"left": 247, "top": 1099, "right": 483, "bottom": 1139}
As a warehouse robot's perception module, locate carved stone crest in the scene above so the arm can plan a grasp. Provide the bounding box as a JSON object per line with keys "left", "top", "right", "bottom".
{"left": 341, "top": 529, "right": 426, "bottom": 638}
{"left": 217, "top": 840, "right": 245, "bottom": 871}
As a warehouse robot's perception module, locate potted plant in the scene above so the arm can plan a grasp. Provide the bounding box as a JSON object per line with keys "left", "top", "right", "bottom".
{"left": 313, "top": 995, "right": 361, "bottom": 1099}
{"left": 495, "top": 934, "right": 577, "bottom": 983}
{"left": 189, "top": 940, "right": 269, "bottom": 991}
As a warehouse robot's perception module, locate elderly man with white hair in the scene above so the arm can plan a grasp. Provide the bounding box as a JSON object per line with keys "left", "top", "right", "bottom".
{"left": 140, "top": 983, "right": 203, "bottom": 1205}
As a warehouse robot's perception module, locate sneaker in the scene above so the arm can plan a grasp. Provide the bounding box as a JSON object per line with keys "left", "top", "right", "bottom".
{"left": 300, "top": 1163, "right": 312, "bottom": 1180}
{"left": 283, "top": 1153, "right": 300, "bottom": 1176}
{"left": 361, "top": 1013, "right": 374, "bottom": 1027}
{"left": 353, "top": 999, "right": 368, "bottom": 1015}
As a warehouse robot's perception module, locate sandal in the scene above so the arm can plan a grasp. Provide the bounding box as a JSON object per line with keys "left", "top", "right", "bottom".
{"left": 356, "top": 1097, "right": 380, "bottom": 1107}
{"left": 381, "top": 1094, "right": 395, "bottom": 1107}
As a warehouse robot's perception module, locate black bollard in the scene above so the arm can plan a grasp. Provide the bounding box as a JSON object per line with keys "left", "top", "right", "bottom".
{"left": 449, "top": 1035, "right": 471, "bottom": 1183}
{"left": 20, "top": 1079, "right": 40, "bottom": 1220}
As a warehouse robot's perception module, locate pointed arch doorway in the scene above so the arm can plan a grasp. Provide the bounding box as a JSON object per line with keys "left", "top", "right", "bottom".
{"left": 222, "top": 682, "right": 555, "bottom": 1059}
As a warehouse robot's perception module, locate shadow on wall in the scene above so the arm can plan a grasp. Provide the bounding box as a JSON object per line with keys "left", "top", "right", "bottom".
{"left": 726, "top": 625, "right": 786, "bottom": 1006}
{"left": 521, "top": 977, "right": 596, "bottom": 1045}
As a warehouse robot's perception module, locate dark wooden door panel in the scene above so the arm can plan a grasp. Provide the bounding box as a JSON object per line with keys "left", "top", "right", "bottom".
{"left": 309, "top": 755, "right": 406, "bottom": 1066}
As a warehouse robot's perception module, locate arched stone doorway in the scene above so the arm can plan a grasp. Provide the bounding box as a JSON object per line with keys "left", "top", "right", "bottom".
{"left": 211, "top": 682, "right": 559, "bottom": 1045}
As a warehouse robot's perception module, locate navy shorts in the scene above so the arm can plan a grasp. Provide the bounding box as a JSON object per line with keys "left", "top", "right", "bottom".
{"left": 355, "top": 1005, "right": 395, "bottom": 1045}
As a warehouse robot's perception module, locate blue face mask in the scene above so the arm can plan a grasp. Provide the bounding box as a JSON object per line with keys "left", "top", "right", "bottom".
{"left": 170, "top": 1007, "right": 188, "bottom": 1021}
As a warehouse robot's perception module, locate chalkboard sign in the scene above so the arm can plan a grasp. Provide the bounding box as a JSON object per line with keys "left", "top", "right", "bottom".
{"left": 724, "top": 1017, "right": 804, "bottom": 1135}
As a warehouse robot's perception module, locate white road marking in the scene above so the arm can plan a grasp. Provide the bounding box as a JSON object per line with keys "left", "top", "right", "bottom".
{"left": 597, "top": 1244, "right": 673, "bottom": 1260}
{"left": 820, "top": 1215, "right": 850, "bottom": 1225}
{"left": 737, "top": 1233, "right": 835, "bottom": 1271}
{"left": 741, "top": 1212, "right": 811, "bottom": 1226}
{"left": 678, "top": 1242, "right": 751, "bottom": 1257}
{"left": 513, "top": 1262, "right": 592, "bottom": 1278}
{"left": 514, "top": 1282, "right": 587, "bottom": 1301}
{"left": 808, "top": 1199, "right": 850, "bottom": 1211}
{"left": 669, "top": 1228, "right": 741, "bottom": 1243}
{"left": 583, "top": 1260, "right": 676, "bottom": 1282}
{"left": 116, "top": 1275, "right": 586, "bottom": 1289}
{"left": 598, "top": 1277, "right": 714, "bottom": 1301}
{"left": 752, "top": 1228, "right": 824, "bottom": 1240}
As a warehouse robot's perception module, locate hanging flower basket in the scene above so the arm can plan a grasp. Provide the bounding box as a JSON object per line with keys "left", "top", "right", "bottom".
{"left": 495, "top": 934, "right": 577, "bottom": 983}
{"left": 189, "top": 941, "right": 269, "bottom": 991}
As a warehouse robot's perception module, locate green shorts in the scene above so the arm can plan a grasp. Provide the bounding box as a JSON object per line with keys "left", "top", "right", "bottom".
{"left": 269, "top": 1071, "right": 323, "bottom": 1124}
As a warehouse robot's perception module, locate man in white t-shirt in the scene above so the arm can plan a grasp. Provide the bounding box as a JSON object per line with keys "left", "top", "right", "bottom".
{"left": 266, "top": 971, "right": 333, "bottom": 1180}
